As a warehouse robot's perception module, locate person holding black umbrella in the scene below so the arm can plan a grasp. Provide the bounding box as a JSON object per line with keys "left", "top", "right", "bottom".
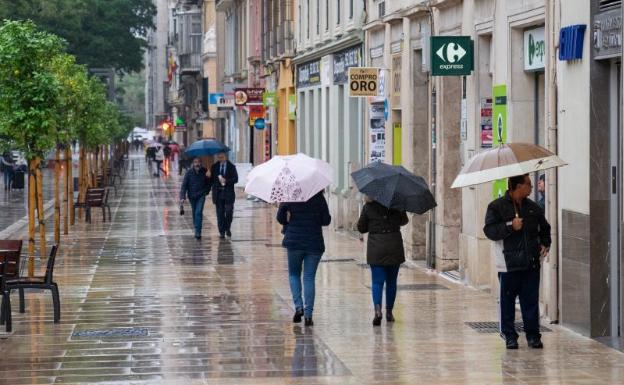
{"left": 208, "top": 152, "right": 238, "bottom": 239}
{"left": 357, "top": 196, "right": 409, "bottom": 326}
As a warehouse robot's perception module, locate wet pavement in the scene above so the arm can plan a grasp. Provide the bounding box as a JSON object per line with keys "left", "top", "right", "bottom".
{"left": 1, "top": 155, "right": 624, "bottom": 385}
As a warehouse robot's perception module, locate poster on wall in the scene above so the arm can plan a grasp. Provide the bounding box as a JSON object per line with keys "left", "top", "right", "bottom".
{"left": 492, "top": 85, "right": 508, "bottom": 199}
{"left": 480, "top": 98, "right": 493, "bottom": 147}
{"left": 369, "top": 102, "right": 386, "bottom": 162}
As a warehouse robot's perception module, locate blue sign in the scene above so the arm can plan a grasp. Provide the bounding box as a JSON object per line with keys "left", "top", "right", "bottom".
{"left": 383, "top": 99, "right": 389, "bottom": 122}
{"left": 209, "top": 93, "right": 224, "bottom": 105}
{"left": 559, "top": 25, "right": 586, "bottom": 61}
{"left": 254, "top": 118, "right": 266, "bottom": 130}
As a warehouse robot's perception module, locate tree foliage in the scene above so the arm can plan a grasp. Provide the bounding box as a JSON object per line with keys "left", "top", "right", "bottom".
{"left": 0, "top": 0, "right": 156, "bottom": 73}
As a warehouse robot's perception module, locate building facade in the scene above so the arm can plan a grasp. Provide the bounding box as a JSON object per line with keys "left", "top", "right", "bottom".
{"left": 293, "top": 0, "right": 367, "bottom": 230}
{"left": 145, "top": 0, "right": 171, "bottom": 132}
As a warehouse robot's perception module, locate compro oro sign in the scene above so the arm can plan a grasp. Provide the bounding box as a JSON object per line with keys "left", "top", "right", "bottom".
{"left": 524, "top": 27, "right": 546, "bottom": 71}
{"left": 431, "top": 36, "right": 474, "bottom": 76}
{"left": 349, "top": 67, "right": 380, "bottom": 97}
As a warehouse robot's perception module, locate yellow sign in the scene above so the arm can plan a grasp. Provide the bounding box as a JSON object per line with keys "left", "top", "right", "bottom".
{"left": 349, "top": 67, "right": 379, "bottom": 97}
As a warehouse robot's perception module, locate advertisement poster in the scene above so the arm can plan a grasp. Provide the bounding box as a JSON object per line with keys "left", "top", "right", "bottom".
{"left": 480, "top": 98, "right": 493, "bottom": 147}
{"left": 234, "top": 88, "right": 264, "bottom": 106}
{"left": 492, "top": 85, "right": 507, "bottom": 199}
{"left": 369, "top": 102, "right": 386, "bottom": 162}
{"left": 248, "top": 105, "right": 265, "bottom": 126}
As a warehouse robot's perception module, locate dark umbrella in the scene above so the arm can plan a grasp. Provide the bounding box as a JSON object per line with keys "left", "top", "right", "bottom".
{"left": 351, "top": 162, "right": 437, "bottom": 214}
{"left": 185, "top": 139, "right": 230, "bottom": 157}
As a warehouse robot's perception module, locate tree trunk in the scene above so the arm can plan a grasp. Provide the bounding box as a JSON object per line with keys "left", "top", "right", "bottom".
{"left": 27, "top": 158, "right": 37, "bottom": 277}
{"left": 65, "top": 147, "right": 72, "bottom": 230}
{"left": 35, "top": 162, "right": 46, "bottom": 258}
{"left": 54, "top": 149, "right": 61, "bottom": 244}
{"left": 78, "top": 147, "right": 86, "bottom": 219}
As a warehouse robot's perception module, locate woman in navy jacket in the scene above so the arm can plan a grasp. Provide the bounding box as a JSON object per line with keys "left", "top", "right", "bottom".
{"left": 277, "top": 191, "right": 331, "bottom": 326}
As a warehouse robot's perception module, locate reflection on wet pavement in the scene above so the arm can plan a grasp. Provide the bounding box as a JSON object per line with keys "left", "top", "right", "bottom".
{"left": 0, "top": 155, "right": 623, "bottom": 385}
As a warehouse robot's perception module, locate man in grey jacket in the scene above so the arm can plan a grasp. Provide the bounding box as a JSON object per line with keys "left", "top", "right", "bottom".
{"left": 483, "top": 174, "right": 551, "bottom": 350}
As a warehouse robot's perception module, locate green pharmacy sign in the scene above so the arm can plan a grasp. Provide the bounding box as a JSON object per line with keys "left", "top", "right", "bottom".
{"left": 492, "top": 85, "right": 508, "bottom": 199}
{"left": 431, "top": 36, "right": 474, "bottom": 76}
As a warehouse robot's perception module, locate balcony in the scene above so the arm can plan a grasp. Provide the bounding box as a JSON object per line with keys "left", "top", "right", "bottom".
{"left": 216, "top": 0, "right": 235, "bottom": 11}
{"left": 179, "top": 53, "right": 202, "bottom": 74}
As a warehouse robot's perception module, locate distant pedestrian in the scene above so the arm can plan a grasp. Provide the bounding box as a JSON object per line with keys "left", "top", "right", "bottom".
{"left": 277, "top": 191, "right": 332, "bottom": 326}
{"left": 483, "top": 174, "right": 551, "bottom": 350}
{"left": 357, "top": 196, "right": 409, "bottom": 326}
{"left": 1, "top": 152, "right": 15, "bottom": 191}
{"left": 179, "top": 158, "right": 211, "bottom": 239}
{"left": 208, "top": 152, "right": 238, "bottom": 239}
{"left": 178, "top": 151, "right": 190, "bottom": 176}
{"left": 537, "top": 174, "right": 545, "bottom": 210}
{"left": 154, "top": 146, "right": 165, "bottom": 177}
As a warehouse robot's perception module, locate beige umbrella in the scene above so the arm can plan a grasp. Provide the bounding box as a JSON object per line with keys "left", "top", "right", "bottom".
{"left": 451, "top": 143, "right": 567, "bottom": 189}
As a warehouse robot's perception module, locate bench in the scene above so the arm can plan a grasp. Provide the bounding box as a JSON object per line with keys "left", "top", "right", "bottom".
{"left": 74, "top": 187, "right": 111, "bottom": 223}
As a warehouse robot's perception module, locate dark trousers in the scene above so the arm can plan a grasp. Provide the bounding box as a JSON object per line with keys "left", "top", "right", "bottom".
{"left": 370, "top": 265, "right": 400, "bottom": 309}
{"left": 498, "top": 268, "right": 541, "bottom": 341}
{"left": 215, "top": 198, "right": 234, "bottom": 234}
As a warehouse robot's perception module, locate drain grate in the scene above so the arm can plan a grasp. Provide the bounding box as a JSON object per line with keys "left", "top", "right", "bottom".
{"left": 321, "top": 258, "right": 356, "bottom": 263}
{"left": 465, "top": 322, "right": 553, "bottom": 334}
{"left": 72, "top": 327, "right": 149, "bottom": 338}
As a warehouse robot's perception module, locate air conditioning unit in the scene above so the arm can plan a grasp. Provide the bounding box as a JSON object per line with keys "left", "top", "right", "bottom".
{"left": 599, "top": 0, "right": 621, "bottom": 11}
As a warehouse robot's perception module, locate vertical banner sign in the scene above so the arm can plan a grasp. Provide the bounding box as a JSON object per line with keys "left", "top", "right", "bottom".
{"left": 393, "top": 122, "right": 402, "bottom": 166}
{"left": 480, "top": 98, "right": 493, "bottom": 147}
{"left": 369, "top": 102, "right": 386, "bottom": 162}
{"left": 492, "top": 85, "right": 508, "bottom": 199}
{"left": 288, "top": 94, "right": 296, "bottom": 120}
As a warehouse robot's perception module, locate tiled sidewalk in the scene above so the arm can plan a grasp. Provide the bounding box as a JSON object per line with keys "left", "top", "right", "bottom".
{"left": 0, "top": 155, "right": 623, "bottom": 385}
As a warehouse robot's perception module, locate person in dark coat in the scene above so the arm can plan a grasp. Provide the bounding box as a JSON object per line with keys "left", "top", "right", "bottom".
{"left": 357, "top": 196, "right": 409, "bottom": 326}
{"left": 1, "top": 152, "right": 15, "bottom": 191}
{"left": 208, "top": 152, "right": 238, "bottom": 239}
{"left": 483, "top": 174, "right": 551, "bottom": 350}
{"left": 277, "top": 191, "right": 331, "bottom": 326}
{"left": 180, "top": 158, "right": 211, "bottom": 239}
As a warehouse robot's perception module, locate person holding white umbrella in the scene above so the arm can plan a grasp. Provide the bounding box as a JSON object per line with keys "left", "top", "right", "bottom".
{"left": 245, "top": 154, "right": 332, "bottom": 326}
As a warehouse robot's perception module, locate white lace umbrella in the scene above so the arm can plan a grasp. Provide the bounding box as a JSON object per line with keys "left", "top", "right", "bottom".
{"left": 244, "top": 153, "right": 332, "bottom": 203}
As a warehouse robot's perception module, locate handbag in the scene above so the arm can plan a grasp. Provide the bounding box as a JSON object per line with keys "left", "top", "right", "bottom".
{"left": 179, "top": 203, "right": 185, "bottom": 216}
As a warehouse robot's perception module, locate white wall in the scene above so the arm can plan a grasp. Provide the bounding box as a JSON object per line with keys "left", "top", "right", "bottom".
{"left": 556, "top": 0, "right": 590, "bottom": 214}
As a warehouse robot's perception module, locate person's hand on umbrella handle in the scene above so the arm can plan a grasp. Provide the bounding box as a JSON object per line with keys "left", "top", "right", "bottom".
{"left": 512, "top": 217, "right": 523, "bottom": 231}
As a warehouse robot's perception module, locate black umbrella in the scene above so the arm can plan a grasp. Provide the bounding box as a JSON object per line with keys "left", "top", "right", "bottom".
{"left": 351, "top": 162, "right": 437, "bottom": 214}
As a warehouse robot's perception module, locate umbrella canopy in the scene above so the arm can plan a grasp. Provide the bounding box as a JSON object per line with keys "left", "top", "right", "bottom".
{"left": 351, "top": 162, "right": 437, "bottom": 214}
{"left": 244, "top": 153, "right": 332, "bottom": 203}
{"left": 451, "top": 143, "right": 567, "bottom": 188}
{"left": 185, "top": 139, "right": 229, "bottom": 158}
{"left": 146, "top": 141, "right": 161, "bottom": 148}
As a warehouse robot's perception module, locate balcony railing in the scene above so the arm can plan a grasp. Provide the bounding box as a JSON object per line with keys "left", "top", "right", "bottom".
{"left": 179, "top": 53, "right": 202, "bottom": 74}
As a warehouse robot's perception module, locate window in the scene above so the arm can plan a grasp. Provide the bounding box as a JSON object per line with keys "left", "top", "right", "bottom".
{"left": 316, "top": 0, "right": 320, "bottom": 34}
{"left": 349, "top": 0, "right": 353, "bottom": 19}
{"left": 336, "top": 0, "right": 341, "bottom": 25}
{"left": 307, "top": 0, "right": 310, "bottom": 39}
{"left": 325, "top": 0, "right": 329, "bottom": 31}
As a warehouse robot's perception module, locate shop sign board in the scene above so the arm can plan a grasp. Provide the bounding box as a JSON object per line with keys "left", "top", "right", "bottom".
{"left": 234, "top": 88, "right": 264, "bottom": 106}
{"left": 333, "top": 45, "right": 362, "bottom": 84}
{"left": 297, "top": 59, "right": 321, "bottom": 88}
{"left": 524, "top": 27, "right": 546, "bottom": 71}
{"left": 263, "top": 91, "right": 277, "bottom": 107}
{"left": 288, "top": 94, "right": 296, "bottom": 120}
{"left": 349, "top": 67, "right": 380, "bottom": 97}
{"left": 430, "top": 36, "right": 474, "bottom": 76}
{"left": 209, "top": 93, "right": 224, "bottom": 105}
{"left": 492, "top": 85, "right": 508, "bottom": 199}
{"left": 559, "top": 24, "right": 586, "bottom": 61}
{"left": 249, "top": 105, "right": 265, "bottom": 126}
{"left": 593, "top": 9, "right": 623, "bottom": 60}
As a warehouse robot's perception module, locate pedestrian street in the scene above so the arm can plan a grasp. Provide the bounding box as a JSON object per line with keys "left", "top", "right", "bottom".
{"left": 0, "top": 156, "right": 623, "bottom": 385}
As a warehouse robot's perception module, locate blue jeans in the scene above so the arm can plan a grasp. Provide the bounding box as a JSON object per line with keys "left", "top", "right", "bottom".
{"left": 287, "top": 249, "right": 322, "bottom": 318}
{"left": 370, "top": 265, "right": 400, "bottom": 309}
{"left": 498, "top": 269, "right": 541, "bottom": 341}
{"left": 189, "top": 195, "right": 206, "bottom": 236}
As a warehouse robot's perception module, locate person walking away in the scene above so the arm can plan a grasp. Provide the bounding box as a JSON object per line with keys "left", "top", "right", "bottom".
{"left": 154, "top": 146, "right": 165, "bottom": 177}
{"left": 180, "top": 158, "right": 211, "bottom": 239}
{"left": 1, "top": 152, "right": 15, "bottom": 191}
{"left": 537, "top": 174, "right": 545, "bottom": 210}
{"left": 357, "top": 196, "right": 409, "bottom": 326}
{"left": 208, "top": 152, "right": 238, "bottom": 239}
{"left": 483, "top": 174, "right": 551, "bottom": 350}
{"left": 277, "top": 191, "right": 331, "bottom": 326}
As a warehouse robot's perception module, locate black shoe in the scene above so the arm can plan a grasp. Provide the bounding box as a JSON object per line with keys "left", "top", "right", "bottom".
{"left": 219, "top": 233, "right": 225, "bottom": 239}
{"left": 373, "top": 314, "right": 382, "bottom": 326}
{"left": 528, "top": 338, "right": 544, "bottom": 349}
{"left": 226, "top": 230, "right": 232, "bottom": 238}
{"left": 304, "top": 317, "right": 313, "bottom": 326}
{"left": 386, "top": 309, "right": 395, "bottom": 323}
{"left": 293, "top": 309, "right": 304, "bottom": 324}
{"left": 506, "top": 338, "right": 519, "bottom": 350}
{"left": 194, "top": 234, "right": 201, "bottom": 240}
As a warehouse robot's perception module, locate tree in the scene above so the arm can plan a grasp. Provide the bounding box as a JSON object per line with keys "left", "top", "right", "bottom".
{"left": 0, "top": 0, "right": 156, "bottom": 73}
{"left": 0, "top": 20, "right": 65, "bottom": 272}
